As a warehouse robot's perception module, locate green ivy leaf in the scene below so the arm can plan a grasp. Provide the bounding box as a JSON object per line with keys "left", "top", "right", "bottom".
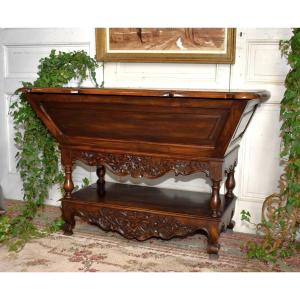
{"left": 3, "top": 49, "right": 103, "bottom": 252}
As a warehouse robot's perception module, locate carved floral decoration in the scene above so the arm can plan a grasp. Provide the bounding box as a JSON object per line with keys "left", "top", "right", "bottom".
{"left": 76, "top": 208, "right": 200, "bottom": 240}
{"left": 72, "top": 151, "right": 210, "bottom": 179}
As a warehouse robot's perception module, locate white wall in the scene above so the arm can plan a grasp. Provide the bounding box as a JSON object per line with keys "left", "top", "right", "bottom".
{"left": 0, "top": 28, "right": 291, "bottom": 233}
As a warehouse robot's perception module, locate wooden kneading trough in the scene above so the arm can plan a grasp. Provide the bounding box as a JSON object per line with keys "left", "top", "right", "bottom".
{"left": 23, "top": 87, "right": 270, "bottom": 255}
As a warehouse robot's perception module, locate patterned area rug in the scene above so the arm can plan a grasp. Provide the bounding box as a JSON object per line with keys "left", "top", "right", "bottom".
{"left": 1, "top": 200, "right": 300, "bottom": 272}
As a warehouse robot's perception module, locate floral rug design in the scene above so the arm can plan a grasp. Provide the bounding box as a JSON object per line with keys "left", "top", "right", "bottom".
{"left": 1, "top": 201, "right": 300, "bottom": 272}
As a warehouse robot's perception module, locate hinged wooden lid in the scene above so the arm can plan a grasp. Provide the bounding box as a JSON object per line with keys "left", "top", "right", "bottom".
{"left": 20, "top": 87, "right": 270, "bottom": 101}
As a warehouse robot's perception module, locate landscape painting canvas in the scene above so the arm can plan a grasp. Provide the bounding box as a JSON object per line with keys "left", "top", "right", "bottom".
{"left": 96, "top": 28, "right": 236, "bottom": 63}
{"left": 109, "top": 28, "right": 226, "bottom": 52}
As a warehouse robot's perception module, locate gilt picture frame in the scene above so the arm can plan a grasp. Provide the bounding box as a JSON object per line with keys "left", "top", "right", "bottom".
{"left": 95, "top": 28, "right": 236, "bottom": 64}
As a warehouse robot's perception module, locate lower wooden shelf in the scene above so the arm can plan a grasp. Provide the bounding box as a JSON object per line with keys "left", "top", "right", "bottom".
{"left": 61, "top": 182, "right": 236, "bottom": 255}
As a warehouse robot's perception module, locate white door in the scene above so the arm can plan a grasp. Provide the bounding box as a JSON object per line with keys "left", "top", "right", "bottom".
{"left": 0, "top": 28, "right": 98, "bottom": 203}
{"left": 0, "top": 28, "right": 291, "bottom": 233}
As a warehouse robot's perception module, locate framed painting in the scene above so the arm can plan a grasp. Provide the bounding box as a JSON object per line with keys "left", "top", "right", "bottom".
{"left": 95, "top": 28, "right": 236, "bottom": 64}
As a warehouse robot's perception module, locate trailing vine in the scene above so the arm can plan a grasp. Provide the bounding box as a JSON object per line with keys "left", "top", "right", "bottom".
{"left": 0, "top": 50, "right": 100, "bottom": 251}
{"left": 241, "top": 29, "right": 300, "bottom": 262}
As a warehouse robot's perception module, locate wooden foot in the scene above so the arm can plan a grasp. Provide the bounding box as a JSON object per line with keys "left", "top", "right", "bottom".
{"left": 227, "top": 220, "right": 235, "bottom": 230}
{"left": 207, "top": 243, "right": 220, "bottom": 256}
{"left": 96, "top": 165, "right": 106, "bottom": 195}
{"left": 61, "top": 206, "right": 75, "bottom": 235}
{"left": 207, "top": 225, "right": 220, "bottom": 255}
{"left": 61, "top": 204, "right": 75, "bottom": 235}
{"left": 226, "top": 210, "right": 235, "bottom": 230}
{"left": 62, "top": 221, "right": 74, "bottom": 236}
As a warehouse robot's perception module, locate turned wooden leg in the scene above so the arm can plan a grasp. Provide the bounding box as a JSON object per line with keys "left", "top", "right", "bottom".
{"left": 210, "top": 180, "right": 221, "bottom": 217}
{"left": 63, "top": 165, "right": 74, "bottom": 199}
{"left": 60, "top": 149, "right": 75, "bottom": 235}
{"left": 61, "top": 205, "right": 75, "bottom": 235}
{"left": 96, "top": 165, "right": 106, "bottom": 195}
{"left": 207, "top": 225, "right": 220, "bottom": 255}
{"left": 225, "top": 169, "right": 236, "bottom": 200}
{"left": 62, "top": 164, "right": 75, "bottom": 235}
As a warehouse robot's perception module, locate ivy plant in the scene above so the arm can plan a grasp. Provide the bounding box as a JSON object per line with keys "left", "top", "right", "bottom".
{"left": 241, "top": 29, "right": 300, "bottom": 262}
{"left": 280, "top": 29, "right": 300, "bottom": 209}
{"left": 0, "top": 50, "right": 101, "bottom": 251}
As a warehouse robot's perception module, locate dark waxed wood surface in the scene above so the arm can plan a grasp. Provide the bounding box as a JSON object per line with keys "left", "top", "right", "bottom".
{"left": 22, "top": 87, "right": 269, "bottom": 255}
{"left": 70, "top": 182, "right": 232, "bottom": 219}
{"left": 21, "top": 87, "right": 270, "bottom": 101}
{"left": 24, "top": 88, "right": 269, "bottom": 158}
{"left": 42, "top": 100, "right": 229, "bottom": 147}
